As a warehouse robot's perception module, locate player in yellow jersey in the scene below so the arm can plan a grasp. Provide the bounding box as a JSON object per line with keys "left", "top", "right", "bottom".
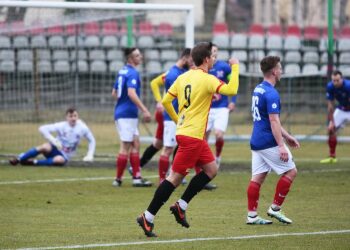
{"left": 137, "top": 73, "right": 166, "bottom": 168}
{"left": 137, "top": 42, "right": 239, "bottom": 237}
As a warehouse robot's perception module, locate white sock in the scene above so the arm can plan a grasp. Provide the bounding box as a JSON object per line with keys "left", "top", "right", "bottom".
{"left": 248, "top": 211, "right": 257, "bottom": 217}
{"left": 177, "top": 199, "right": 188, "bottom": 210}
{"left": 144, "top": 210, "right": 154, "bottom": 223}
{"left": 271, "top": 204, "right": 281, "bottom": 211}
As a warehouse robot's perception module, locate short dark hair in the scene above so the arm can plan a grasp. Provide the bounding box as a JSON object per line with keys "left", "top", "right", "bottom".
{"left": 191, "top": 42, "right": 212, "bottom": 66}
{"left": 123, "top": 47, "right": 137, "bottom": 59}
{"left": 66, "top": 107, "right": 77, "bottom": 115}
{"left": 180, "top": 48, "right": 191, "bottom": 58}
{"left": 332, "top": 70, "right": 343, "bottom": 78}
{"left": 260, "top": 56, "right": 281, "bottom": 74}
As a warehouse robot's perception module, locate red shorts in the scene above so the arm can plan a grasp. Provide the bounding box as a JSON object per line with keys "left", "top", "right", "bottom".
{"left": 154, "top": 110, "right": 164, "bottom": 140}
{"left": 172, "top": 135, "right": 215, "bottom": 176}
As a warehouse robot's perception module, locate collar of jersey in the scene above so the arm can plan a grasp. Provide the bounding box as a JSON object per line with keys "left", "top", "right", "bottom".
{"left": 262, "top": 81, "right": 274, "bottom": 87}
{"left": 195, "top": 68, "right": 208, "bottom": 73}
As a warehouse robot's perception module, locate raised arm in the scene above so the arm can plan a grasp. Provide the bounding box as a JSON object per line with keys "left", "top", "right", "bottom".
{"left": 216, "top": 60, "right": 239, "bottom": 96}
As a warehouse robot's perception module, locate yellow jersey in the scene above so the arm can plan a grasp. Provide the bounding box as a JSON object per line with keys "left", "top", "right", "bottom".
{"left": 150, "top": 73, "right": 166, "bottom": 102}
{"left": 162, "top": 64, "right": 239, "bottom": 140}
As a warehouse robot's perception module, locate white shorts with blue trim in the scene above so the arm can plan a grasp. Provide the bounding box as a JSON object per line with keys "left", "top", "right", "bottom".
{"left": 251, "top": 145, "right": 296, "bottom": 176}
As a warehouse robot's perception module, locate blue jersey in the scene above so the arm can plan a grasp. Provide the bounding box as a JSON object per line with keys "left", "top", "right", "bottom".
{"left": 250, "top": 81, "right": 281, "bottom": 150}
{"left": 163, "top": 65, "right": 187, "bottom": 121}
{"left": 209, "top": 60, "right": 236, "bottom": 108}
{"left": 326, "top": 79, "right": 350, "bottom": 111}
{"left": 113, "top": 64, "right": 141, "bottom": 119}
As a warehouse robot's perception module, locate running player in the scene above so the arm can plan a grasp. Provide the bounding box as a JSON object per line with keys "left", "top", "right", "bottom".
{"left": 112, "top": 47, "right": 152, "bottom": 187}
{"left": 9, "top": 107, "right": 95, "bottom": 166}
{"left": 137, "top": 42, "right": 239, "bottom": 237}
{"left": 320, "top": 70, "right": 350, "bottom": 164}
{"left": 246, "top": 56, "right": 300, "bottom": 225}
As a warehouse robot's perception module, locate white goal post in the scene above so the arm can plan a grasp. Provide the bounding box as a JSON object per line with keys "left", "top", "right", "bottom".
{"left": 0, "top": 0, "right": 195, "bottom": 48}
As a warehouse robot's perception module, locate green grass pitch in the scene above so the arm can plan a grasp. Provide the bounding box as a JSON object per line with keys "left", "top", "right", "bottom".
{"left": 1, "top": 148, "right": 350, "bottom": 249}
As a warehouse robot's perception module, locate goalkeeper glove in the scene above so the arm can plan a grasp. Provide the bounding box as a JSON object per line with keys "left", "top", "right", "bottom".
{"left": 83, "top": 154, "right": 94, "bottom": 162}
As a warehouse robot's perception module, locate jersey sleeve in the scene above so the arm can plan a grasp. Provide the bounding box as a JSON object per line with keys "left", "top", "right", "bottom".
{"left": 126, "top": 70, "right": 138, "bottom": 89}
{"left": 207, "top": 74, "right": 224, "bottom": 93}
{"left": 150, "top": 73, "right": 165, "bottom": 102}
{"left": 81, "top": 122, "right": 96, "bottom": 157}
{"left": 38, "top": 122, "right": 62, "bottom": 144}
{"left": 162, "top": 79, "right": 179, "bottom": 123}
{"left": 209, "top": 64, "right": 239, "bottom": 95}
{"left": 266, "top": 91, "right": 280, "bottom": 114}
{"left": 113, "top": 75, "right": 119, "bottom": 90}
{"left": 223, "top": 63, "right": 232, "bottom": 82}
{"left": 231, "top": 95, "right": 237, "bottom": 103}
{"left": 326, "top": 82, "right": 334, "bottom": 101}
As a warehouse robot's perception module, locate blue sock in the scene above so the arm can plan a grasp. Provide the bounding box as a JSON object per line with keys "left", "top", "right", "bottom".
{"left": 35, "top": 158, "right": 55, "bottom": 166}
{"left": 19, "top": 148, "right": 39, "bottom": 161}
{"left": 35, "top": 158, "right": 65, "bottom": 166}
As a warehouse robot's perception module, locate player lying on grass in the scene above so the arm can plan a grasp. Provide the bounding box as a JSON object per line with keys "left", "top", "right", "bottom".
{"left": 9, "top": 107, "right": 95, "bottom": 166}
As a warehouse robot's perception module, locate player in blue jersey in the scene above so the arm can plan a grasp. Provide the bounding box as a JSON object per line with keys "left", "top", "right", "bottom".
{"left": 320, "top": 70, "right": 350, "bottom": 164}
{"left": 112, "top": 47, "right": 152, "bottom": 187}
{"left": 246, "top": 56, "right": 300, "bottom": 225}
{"left": 157, "top": 48, "right": 192, "bottom": 184}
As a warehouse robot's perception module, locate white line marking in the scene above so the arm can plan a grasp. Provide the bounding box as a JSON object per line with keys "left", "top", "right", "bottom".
{"left": 0, "top": 175, "right": 158, "bottom": 185}
{"left": 10, "top": 229, "right": 350, "bottom": 250}
{"left": 0, "top": 168, "right": 349, "bottom": 185}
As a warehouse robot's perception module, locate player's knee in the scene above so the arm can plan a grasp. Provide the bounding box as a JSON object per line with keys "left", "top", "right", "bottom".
{"left": 53, "top": 156, "right": 66, "bottom": 166}
{"left": 215, "top": 131, "right": 224, "bottom": 139}
{"left": 285, "top": 168, "right": 297, "bottom": 181}
{"left": 328, "top": 129, "right": 336, "bottom": 136}
{"left": 153, "top": 139, "right": 163, "bottom": 149}
{"left": 38, "top": 143, "right": 52, "bottom": 153}
{"left": 203, "top": 164, "right": 218, "bottom": 179}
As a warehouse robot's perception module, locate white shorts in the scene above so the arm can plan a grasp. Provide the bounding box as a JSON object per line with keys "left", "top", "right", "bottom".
{"left": 251, "top": 145, "right": 296, "bottom": 176}
{"left": 334, "top": 108, "right": 350, "bottom": 129}
{"left": 115, "top": 118, "right": 139, "bottom": 142}
{"left": 206, "top": 107, "right": 229, "bottom": 132}
{"left": 163, "top": 120, "right": 177, "bottom": 147}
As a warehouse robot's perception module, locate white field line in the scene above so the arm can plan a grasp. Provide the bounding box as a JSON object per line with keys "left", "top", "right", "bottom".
{"left": 0, "top": 175, "right": 158, "bottom": 185}
{"left": 9, "top": 229, "right": 350, "bottom": 250}
{"left": 0, "top": 168, "right": 349, "bottom": 185}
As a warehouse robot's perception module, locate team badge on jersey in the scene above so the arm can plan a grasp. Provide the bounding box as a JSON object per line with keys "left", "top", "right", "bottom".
{"left": 272, "top": 103, "right": 277, "bottom": 109}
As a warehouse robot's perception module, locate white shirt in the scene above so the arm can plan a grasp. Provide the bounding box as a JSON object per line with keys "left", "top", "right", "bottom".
{"left": 39, "top": 120, "right": 96, "bottom": 160}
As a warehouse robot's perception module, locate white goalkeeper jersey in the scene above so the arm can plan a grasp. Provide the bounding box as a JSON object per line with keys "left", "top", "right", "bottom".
{"left": 39, "top": 120, "right": 96, "bottom": 160}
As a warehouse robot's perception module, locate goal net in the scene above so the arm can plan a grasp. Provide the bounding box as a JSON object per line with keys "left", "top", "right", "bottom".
{"left": 0, "top": 1, "right": 194, "bottom": 157}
